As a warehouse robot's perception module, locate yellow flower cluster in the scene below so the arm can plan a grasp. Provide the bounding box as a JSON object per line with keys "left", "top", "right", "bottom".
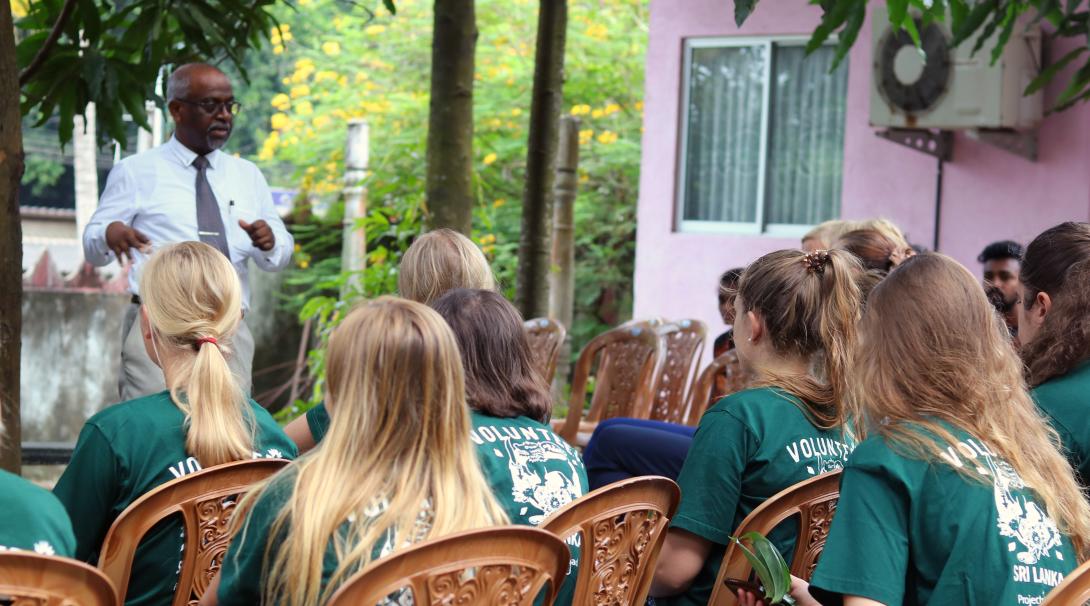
{"left": 271, "top": 93, "right": 291, "bottom": 111}
{"left": 573, "top": 103, "right": 622, "bottom": 118}
{"left": 479, "top": 233, "right": 497, "bottom": 246}
{"left": 322, "top": 41, "right": 342, "bottom": 56}
{"left": 270, "top": 113, "right": 290, "bottom": 130}
{"left": 11, "top": 0, "right": 28, "bottom": 17}
{"left": 270, "top": 24, "right": 293, "bottom": 54}
{"left": 585, "top": 23, "right": 608, "bottom": 39}
{"left": 570, "top": 104, "right": 591, "bottom": 116}
{"left": 290, "top": 84, "right": 311, "bottom": 99}
{"left": 578, "top": 129, "right": 593, "bottom": 145}
{"left": 483, "top": 153, "right": 497, "bottom": 165}
{"left": 258, "top": 131, "right": 280, "bottom": 161}
{"left": 296, "top": 100, "right": 314, "bottom": 115}
{"left": 292, "top": 58, "right": 315, "bottom": 83}
{"left": 493, "top": 199, "right": 507, "bottom": 208}
{"left": 365, "top": 24, "right": 386, "bottom": 35}
{"left": 597, "top": 131, "right": 619, "bottom": 145}
{"left": 315, "top": 70, "right": 340, "bottom": 83}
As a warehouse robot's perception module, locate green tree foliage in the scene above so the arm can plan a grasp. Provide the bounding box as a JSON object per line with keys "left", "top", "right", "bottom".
{"left": 236, "top": 0, "right": 647, "bottom": 413}
{"left": 741, "top": 0, "right": 1090, "bottom": 110}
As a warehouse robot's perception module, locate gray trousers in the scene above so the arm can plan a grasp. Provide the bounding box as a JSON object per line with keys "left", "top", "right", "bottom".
{"left": 118, "top": 303, "right": 254, "bottom": 402}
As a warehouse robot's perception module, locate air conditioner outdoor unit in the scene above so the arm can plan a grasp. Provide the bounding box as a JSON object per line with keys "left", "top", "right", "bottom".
{"left": 870, "top": 6, "right": 1043, "bottom": 130}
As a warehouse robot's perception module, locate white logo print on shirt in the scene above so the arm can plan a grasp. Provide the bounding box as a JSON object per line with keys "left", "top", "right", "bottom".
{"left": 503, "top": 439, "right": 582, "bottom": 524}
{"left": 987, "top": 455, "right": 1064, "bottom": 566}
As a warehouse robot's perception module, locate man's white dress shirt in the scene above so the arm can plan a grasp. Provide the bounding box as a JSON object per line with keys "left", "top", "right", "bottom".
{"left": 83, "top": 137, "right": 294, "bottom": 309}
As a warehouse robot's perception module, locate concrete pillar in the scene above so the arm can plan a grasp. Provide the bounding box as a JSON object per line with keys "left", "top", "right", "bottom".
{"left": 341, "top": 120, "right": 369, "bottom": 297}
{"left": 73, "top": 103, "right": 99, "bottom": 261}
{"left": 548, "top": 116, "right": 580, "bottom": 384}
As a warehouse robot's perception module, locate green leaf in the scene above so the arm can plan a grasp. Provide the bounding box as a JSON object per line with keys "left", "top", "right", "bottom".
{"left": 735, "top": 0, "right": 758, "bottom": 26}
{"left": 902, "top": 15, "right": 922, "bottom": 48}
{"left": 731, "top": 532, "right": 792, "bottom": 604}
{"left": 1025, "top": 47, "right": 1087, "bottom": 95}
{"left": 1055, "top": 58, "right": 1090, "bottom": 109}
{"left": 744, "top": 531, "right": 792, "bottom": 601}
{"left": 951, "top": 0, "right": 997, "bottom": 47}
{"left": 888, "top": 0, "right": 909, "bottom": 31}
{"left": 383, "top": 0, "right": 397, "bottom": 15}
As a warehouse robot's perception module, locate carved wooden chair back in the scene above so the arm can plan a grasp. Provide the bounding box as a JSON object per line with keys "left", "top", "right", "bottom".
{"left": 649, "top": 320, "right": 706, "bottom": 424}
{"left": 523, "top": 317, "right": 567, "bottom": 385}
{"left": 541, "top": 476, "right": 681, "bottom": 605}
{"left": 0, "top": 552, "right": 118, "bottom": 606}
{"left": 553, "top": 322, "right": 664, "bottom": 446}
{"left": 684, "top": 350, "right": 749, "bottom": 426}
{"left": 97, "top": 458, "right": 289, "bottom": 605}
{"left": 1043, "top": 558, "right": 1090, "bottom": 605}
{"left": 708, "top": 470, "right": 843, "bottom": 606}
{"left": 326, "top": 526, "right": 570, "bottom": 606}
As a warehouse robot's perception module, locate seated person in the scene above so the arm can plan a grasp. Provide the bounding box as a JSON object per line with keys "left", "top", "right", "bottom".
{"left": 650, "top": 249, "right": 862, "bottom": 606}
{"left": 759, "top": 253, "right": 1088, "bottom": 606}
{"left": 1, "top": 424, "right": 75, "bottom": 557}
{"left": 204, "top": 297, "right": 508, "bottom": 605}
{"left": 53, "top": 242, "right": 297, "bottom": 606}
{"left": 432, "top": 288, "right": 589, "bottom": 605}
{"left": 285, "top": 227, "right": 495, "bottom": 452}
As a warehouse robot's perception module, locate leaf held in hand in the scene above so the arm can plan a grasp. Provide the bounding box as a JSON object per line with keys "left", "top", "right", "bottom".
{"left": 731, "top": 532, "right": 793, "bottom": 604}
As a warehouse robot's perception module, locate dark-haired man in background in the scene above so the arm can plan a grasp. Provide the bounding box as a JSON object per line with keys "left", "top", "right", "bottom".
{"left": 979, "top": 240, "right": 1023, "bottom": 336}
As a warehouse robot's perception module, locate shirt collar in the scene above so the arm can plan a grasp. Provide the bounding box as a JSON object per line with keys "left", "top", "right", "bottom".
{"left": 167, "top": 135, "right": 224, "bottom": 170}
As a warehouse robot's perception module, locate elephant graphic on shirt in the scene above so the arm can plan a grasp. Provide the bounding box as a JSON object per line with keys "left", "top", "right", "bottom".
{"left": 987, "top": 454, "right": 1063, "bottom": 565}
{"left": 504, "top": 439, "right": 582, "bottom": 524}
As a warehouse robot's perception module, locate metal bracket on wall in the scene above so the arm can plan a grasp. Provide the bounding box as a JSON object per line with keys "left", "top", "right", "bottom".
{"left": 875, "top": 128, "right": 954, "bottom": 161}
{"left": 966, "top": 128, "right": 1038, "bottom": 162}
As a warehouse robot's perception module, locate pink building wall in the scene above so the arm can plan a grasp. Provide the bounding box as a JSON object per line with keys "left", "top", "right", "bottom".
{"left": 633, "top": 0, "right": 1090, "bottom": 350}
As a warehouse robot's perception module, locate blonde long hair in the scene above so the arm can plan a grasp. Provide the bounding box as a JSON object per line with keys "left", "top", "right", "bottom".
{"left": 848, "top": 253, "right": 1090, "bottom": 558}
{"left": 250, "top": 297, "right": 507, "bottom": 606}
{"left": 140, "top": 242, "right": 254, "bottom": 467}
{"left": 737, "top": 249, "right": 864, "bottom": 428}
{"left": 398, "top": 228, "right": 495, "bottom": 304}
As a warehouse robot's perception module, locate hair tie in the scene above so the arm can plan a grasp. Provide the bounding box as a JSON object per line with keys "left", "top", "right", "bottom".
{"left": 195, "top": 336, "right": 219, "bottom": 350}
{"left": 803, "top": 250, "right": 831, "bottom": 275}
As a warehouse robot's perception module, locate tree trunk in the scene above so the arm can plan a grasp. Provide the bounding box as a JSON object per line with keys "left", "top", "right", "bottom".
{"left": 0, "top": 1, "right": 25, "bottom": 474}
{"left": 515, "top": 0, "right": 567, "bottom": 319}
{"left": 425, "top": 0, "right": 477, "bottom": 235}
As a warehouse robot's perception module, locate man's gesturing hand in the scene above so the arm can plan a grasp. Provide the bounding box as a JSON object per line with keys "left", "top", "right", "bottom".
{"left": 105, "top": 221, "right": 151, "bottom": 264}
{"left": 239, "top": 219, "right": 275, "bottom": 251}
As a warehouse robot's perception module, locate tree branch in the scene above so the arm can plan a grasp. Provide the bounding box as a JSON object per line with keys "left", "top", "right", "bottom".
{"left": 18, "top": 0, "right": 79, "bottom": 86}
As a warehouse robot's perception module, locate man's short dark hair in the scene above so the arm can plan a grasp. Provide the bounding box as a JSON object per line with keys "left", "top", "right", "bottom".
{"left": 978, "top": 240, "right": 1024, "bottom": 264}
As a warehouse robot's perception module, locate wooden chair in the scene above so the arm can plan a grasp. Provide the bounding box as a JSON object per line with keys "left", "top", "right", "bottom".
{"left": 708, "top": 471, "right": 842, "bottom": 606}
{"left": 649, "top": 320, "right": 706, "bottom": 424}
{"left": 551, "top": 322, "right": 665, "bottom": 447}
{"left": 98, "top": 458, "right": 289, "bottom": 605}
{"left": 541, "top": 476, "right": 681, "bottom": 605}
{"left": 326, "top": 526, "right": 570, "bottom": 606}
{"left": 0, "top": 551, "right": 118, "bottom": 606}
{"left": 684, "top": 350, "right": 749, "bottom": 426}
{"left": 1043, "top": 558, "right": 1090, "bottom": 605}
{"left": 524, "top": 317, "right": 567, "bottom": 385}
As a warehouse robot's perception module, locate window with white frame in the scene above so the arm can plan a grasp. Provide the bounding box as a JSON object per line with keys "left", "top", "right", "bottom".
{"left": 677, "top": 38, "right": 849, "bottom": 235}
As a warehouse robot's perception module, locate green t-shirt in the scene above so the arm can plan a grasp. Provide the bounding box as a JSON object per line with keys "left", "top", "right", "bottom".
{"left": 810, "top": 428, "right": 1077, "bottom": 605}
{"left": 658, "top": 387, "right": 855, "bottom": 606}
{"left": 53, "top": 390, "right": 298, "bottom": 606}
{"left": 218, "top": 470, "right": 428, "bottom": 605}
{"left": 0, "top": 469, "right": 76, "bottom": 557}
{"left": 305, "top": 404, "right": 588, "bottom": 605}
{"left": 469, "top": 411, "right": 588, "bottom": 605}
{"left": 1033, "top": 362, "right": 1090, "bottom": 484}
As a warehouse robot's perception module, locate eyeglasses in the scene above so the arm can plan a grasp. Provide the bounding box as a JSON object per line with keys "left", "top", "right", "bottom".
{"left": 175, "top": 98, "right": 242, "bottom": 116}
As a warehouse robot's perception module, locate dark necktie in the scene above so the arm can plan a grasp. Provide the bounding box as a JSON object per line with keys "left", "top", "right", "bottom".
{"left": 192, "top": 155, "right": 231, "bottom": 259}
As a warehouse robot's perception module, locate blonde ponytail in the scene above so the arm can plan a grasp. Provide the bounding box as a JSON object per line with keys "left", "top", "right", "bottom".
{"left": 140, "top": 242, "right": 255, "bottom": 467}
{"left": 738, "top": 249, "right": 863, "bottom": 428}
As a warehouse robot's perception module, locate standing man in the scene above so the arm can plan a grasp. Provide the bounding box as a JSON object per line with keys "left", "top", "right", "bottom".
{"left": 979, "top": 240, "right": 1023, "bottom": 336}
{"left": 83, "top": 63, "right": 293, "bottom": 400}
